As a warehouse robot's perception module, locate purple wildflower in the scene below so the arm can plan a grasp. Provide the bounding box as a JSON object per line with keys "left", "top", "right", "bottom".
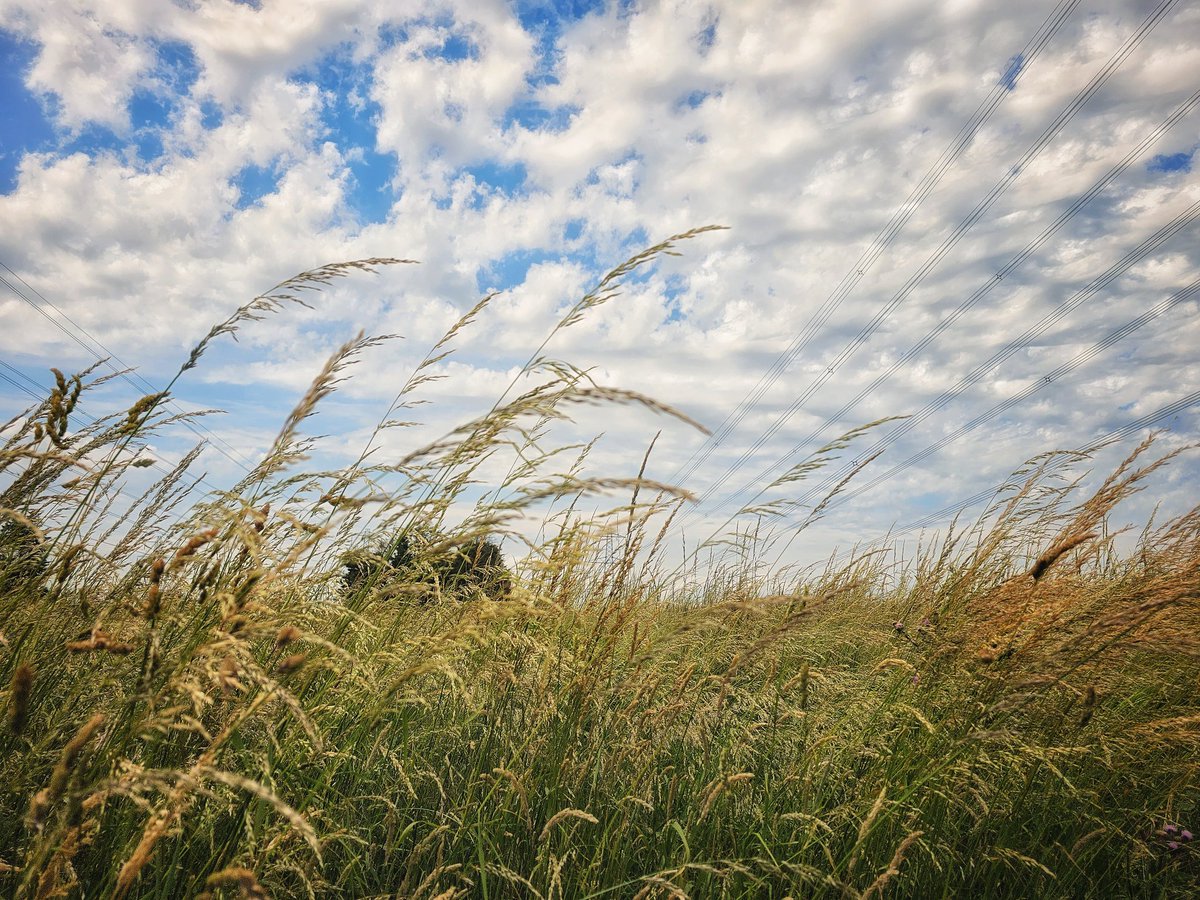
{"left": 1182, "top": 829, "right": 1193, "bottom": 842}
{"left": 893, "top": 620, "right": 905, "bottom": 631}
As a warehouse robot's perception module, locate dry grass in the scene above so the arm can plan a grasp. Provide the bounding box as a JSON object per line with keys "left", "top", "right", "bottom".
{"left": 1, "top": 238, "right": 1198, "bottom": 898}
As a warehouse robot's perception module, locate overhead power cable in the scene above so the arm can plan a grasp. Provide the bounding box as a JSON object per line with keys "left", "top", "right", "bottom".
{"left": 700, "top": 87, "right": 1200, "bottom": 526}
{"left": 669, "top": 0, "right": 1082, "bottom": 489}
{"left": 0, "top": 260, "right": 258, "bottom": 474}
{"left": 766, "top": 272, "right": 1200, "bottom": 565}
{"left": 676, "top": 197, "right": 1200, "bottom": 573}
{"left": 819, "top": 386, "right": 1200, "bottom": 570}
{"left": 672, "top": 0, "right": 1181, "bottom": 540}
{"left": 0, "top": 354, "right": 224, "bottom": 499}
{"left": 777, "top": 200, "right": 1200, "bottom": 518}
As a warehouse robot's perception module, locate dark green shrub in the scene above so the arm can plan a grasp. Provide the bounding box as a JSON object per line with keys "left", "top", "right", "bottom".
{"left": 0, "top": 517, "right": 49, "bottom": 595}
{"left": 341, "top": 531, "right": 511, "bottom": 601}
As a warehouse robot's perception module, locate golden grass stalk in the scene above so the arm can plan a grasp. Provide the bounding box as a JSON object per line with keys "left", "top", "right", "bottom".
{"left": 26, "top": 713, "right": 105, "bottom": 832}
{"left": 0, "top": 507, "right": 45, "bottom": 544}
{"left": 65, "top": 631, "right": 134, "bottom": 654}
{"left": 539, "top": 808, "right": 599, "bottom": 841}
{"left": 275, "top": 653, "right": 306, "bottom": 676}
{"left": 197, "top": 767, "right": 319, "bottom": 858}
{"left": 861, "top": 829, "right": 925, "bottom": 899}
{"left": 697, "top": 772, "right": 755, "bottom": 821}
{"left": 196, "top": 866, "right": 268, "bottom": 900}
{"left": 179, "top": 258, "right": 414, "bottom": 377}
{"left": 114, "top": 690, "right": 285, "bottom": 897}
{"left": 119, "top": 392, "right": 168, "bottom": 437}
{"left": 1027, "top": 531, "right": 1096, "bottom": 581}
{"left": 490, "top": 767, "right": 532, "bottom": 828}
{"left": 846, "top": 787, "right": 889, "bottom": 876}
{"left": 228, "top": 332, "right": 394, "bottom": 519}
{"left": 143, "top": 557, "right": 165, "bottom": 618}
{"left": 170, "top": 528, "right": 219, "bottom": 570}
{"left": 8, "top": 662, "right": 33, "bottom": 735}
{"left": 32, "top": 820, "right": 94, "bottom": 900}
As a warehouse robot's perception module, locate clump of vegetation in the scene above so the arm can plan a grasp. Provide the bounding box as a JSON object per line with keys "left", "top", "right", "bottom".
{"left": 1, "top": 232, "right": 1197, "bottom": 898}
{"left": 0, "top": 515, "right": 48, "bottom": 595}
{"left": 342, "top": 531, "right": 513, "bottom": 601}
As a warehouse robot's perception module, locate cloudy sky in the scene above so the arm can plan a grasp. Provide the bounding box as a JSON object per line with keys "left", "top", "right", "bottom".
{"left": 1, "top": 0, "right": 1198, "bottom": 572}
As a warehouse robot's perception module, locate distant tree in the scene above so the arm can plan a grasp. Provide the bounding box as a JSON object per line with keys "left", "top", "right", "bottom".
{"left": 440, "top": 537, "right": 512, "bottom": 599}
{"left": 0, "top": 516, "right": 49, "bottom": 595}
{"left": 342, "top": 530, "right": 511, "bottom": 601}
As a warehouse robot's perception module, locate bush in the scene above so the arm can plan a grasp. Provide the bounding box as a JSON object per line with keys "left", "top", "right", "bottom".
{"left": 0, "top": 517, "right": 49, "bottom": 596}
{"left": 341, "top": 531, "right": 512, "bottom": 601}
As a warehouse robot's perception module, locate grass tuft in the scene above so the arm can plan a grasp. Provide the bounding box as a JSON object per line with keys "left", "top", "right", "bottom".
{"left": 1, "top": 236, "right": 1197, "bottom": 897}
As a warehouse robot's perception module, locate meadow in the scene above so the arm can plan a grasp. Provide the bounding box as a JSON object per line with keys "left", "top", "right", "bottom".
{"left": 2, "top": 235, "right": 1197, "bottom": 898}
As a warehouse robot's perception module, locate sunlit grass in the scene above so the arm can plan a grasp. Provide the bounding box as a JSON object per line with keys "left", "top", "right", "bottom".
{"left": 2, "top": 237, "right": 1197, "bottom": 898}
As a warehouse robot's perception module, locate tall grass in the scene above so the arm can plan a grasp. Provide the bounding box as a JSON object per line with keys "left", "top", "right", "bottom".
{"left": 1, "top": 235, "right": 1198, "bottom": 898}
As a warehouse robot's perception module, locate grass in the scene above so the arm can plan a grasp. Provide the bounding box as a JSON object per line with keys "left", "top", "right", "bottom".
{"left": 1, "top": 235, "right": 1198, "bottom": 898}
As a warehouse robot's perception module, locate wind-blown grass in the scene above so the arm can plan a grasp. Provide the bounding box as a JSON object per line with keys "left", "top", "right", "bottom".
{"left": 1, "top": 235, "right": 1197, "bottom": 898}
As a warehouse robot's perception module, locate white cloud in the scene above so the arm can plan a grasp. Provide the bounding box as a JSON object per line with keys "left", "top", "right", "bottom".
{"left": 1, "top": 0, "right": 1198, "bottom": 569}
{"left": 174, "top": 0, "right": 372, "bottom": 108}
{"left": 369, "top": 2, "right": 535, "bottom": 178}
{"left": 1, "top": 2, "right": 155, "bottom": 130}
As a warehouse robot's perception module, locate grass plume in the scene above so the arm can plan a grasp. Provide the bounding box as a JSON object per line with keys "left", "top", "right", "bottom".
{"left": 0, "top": 236, "right": 1197, "bottom": 898}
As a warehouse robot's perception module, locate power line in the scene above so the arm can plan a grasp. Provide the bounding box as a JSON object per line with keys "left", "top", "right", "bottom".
{"left": 699, "top": 87, "right": 1200, "bottom": 530}
{"left": 782, "top": 202, "right": 1200, "bottom": 518}
{"left": 675, "top": 197, "right": 1200, "bottom": 574}
{"left": 690, "top": 0, "right": 1178, "bottom": 512}
{"left": 0, "top": 359, "right": 212, "bottom": 556}
{"left": 0, "top": 261, "right": 259, "bottom": 474}
{"left": 671, "top": 0, "right": 1181, "bottom": 540}
{"left": 818, "top": 387, "right": 1200, "bottom": 570}
{"left": 766, "top": 273, "right": 1200, "bottom": 565}
{"left": 0, "top": 354, "right": 225, "bottom": 500}
{"left": 669, "top": 0, "right": 1082, "bottom": 489}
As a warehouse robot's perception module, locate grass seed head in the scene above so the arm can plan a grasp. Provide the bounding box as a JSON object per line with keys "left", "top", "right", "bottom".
{"left": 66, "top": 631, "right": 135, "bottom": 654}
{"left": 172, "top": 528, "right": 219, "bottom": 568}
{"left": 218, "top": 656, "right": 244, "bottom": 695}
{"left": 8, "top": 662, "right": 33, "bottom": 735}
{"left": 539, "top": 808, "right": 599, "bottom": 841}
{"left": 197, "top": 866, "right": 268, "bottom": 900}
{"left": 141, "top": 558, "right": 166, "bottom": 617}
{"left": 276, "top": 653, "right": 306, "bottom": 676}
{"left": 27, "top": 713, "right": 105, "bottom": 831}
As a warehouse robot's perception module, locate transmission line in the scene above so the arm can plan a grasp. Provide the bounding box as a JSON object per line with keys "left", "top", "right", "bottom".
{"left": 698, "top": 87, "right": 1200, "bottom": 528}
{"left": 766, "top": 272, "right": 1200, "bottom": 566}
{"left": 0, "top": 261, "right": 259, "bottom": 474}
{"left": 778, "top": 201, "right": 1200, "bottom": 518}
{"left": 670, "top": 0, "right": 1082, "bottom": 489}
{"left": 0, "top": 354, "right": 228, "bottom": 502}
{"left": 671, "top": 0, "right": 1181, "bottom": 541}
{"left": 817, "top": 387, "right": 1200, "bottom": 571}
{"left": 674, "top": 197, "right": 1200, "bottom": 574}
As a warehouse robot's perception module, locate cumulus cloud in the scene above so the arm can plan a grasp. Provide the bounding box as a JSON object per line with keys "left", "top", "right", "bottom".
{"left": 1, "top": 0, "right": 1198, "bottom": 567}
{"left": 371, "top": 2, "right": 535, "bottom": 175}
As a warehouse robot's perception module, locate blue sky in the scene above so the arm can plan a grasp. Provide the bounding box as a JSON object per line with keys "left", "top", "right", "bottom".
{"left": 1, "top": 0, "right": 1198, "bottom": 567}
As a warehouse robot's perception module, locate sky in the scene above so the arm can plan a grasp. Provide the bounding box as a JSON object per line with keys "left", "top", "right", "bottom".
{"left": 1, "top": 0, "right": 1198, "bottom": 575}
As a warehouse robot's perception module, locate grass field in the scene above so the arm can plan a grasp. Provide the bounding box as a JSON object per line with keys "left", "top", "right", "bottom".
{"left": 2, "top": 243, "right": 1198, "bottom": 898}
